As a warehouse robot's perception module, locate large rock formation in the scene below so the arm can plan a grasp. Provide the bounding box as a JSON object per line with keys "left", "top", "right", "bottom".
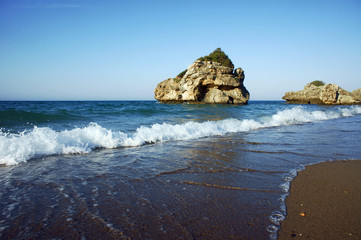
{"left": 283, "top": 81, "right": 361, "bottom": 105}
{"left": 154, "top": 49, "right": 249, "bottom": 104}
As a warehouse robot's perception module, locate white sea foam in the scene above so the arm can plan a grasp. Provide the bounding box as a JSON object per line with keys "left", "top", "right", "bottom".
{"left": 1, "top": 106, "right": 360, "bottom": 166}
{"left": 268, "top": 165, "right": 307, "bottom": 240}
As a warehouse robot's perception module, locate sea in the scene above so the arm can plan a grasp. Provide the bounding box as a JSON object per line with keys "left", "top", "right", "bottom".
{"left": 0, "top": 100, "right": 360, "bottom": 239}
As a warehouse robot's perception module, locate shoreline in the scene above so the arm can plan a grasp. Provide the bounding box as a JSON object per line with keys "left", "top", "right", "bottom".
{"left": 278, "top": 160, "right": 361, "bottom": 239}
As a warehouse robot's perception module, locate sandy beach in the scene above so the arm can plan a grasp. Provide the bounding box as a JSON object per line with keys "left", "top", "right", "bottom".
{"left": 278, "top": 160, "right": 361, "bottom": 239}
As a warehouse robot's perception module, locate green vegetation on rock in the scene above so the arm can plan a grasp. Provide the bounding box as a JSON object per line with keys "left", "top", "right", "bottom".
{"left": 197, "top": 48, "right": 234, "bottom": 69}
{"left": 175, "top": 48, "right": 234, "bottom": 81}
{"left": 310, "top": 80, "right": 326, "bottom": 87}
{"left": 176, "top": 69, "right": 187, "bottom": 82}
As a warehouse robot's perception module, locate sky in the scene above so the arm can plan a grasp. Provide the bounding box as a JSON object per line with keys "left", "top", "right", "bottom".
{"left": 0, "top": 0, "right": 360, "bottom": 100}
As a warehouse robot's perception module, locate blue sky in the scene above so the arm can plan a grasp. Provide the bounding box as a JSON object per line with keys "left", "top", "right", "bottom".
{"left": 0, "top": 0, "right": 360, "bottom": 100}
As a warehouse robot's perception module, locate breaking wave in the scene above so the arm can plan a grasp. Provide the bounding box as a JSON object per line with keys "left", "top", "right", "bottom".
{"left": 1, "top": 106, "right": 361, "bottom": 166}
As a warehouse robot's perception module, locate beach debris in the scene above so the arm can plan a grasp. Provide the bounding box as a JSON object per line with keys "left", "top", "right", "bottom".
{"left": 298, "top": 212, "right": 306, "bottom": 217}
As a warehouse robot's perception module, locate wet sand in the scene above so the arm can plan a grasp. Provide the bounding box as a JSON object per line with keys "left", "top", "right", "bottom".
{"left": 278, "top": 160, "right": 361, "bottom": 239}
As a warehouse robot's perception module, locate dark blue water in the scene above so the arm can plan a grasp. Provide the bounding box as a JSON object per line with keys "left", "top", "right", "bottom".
{"left": 1, "top": 101, "right": 361, "bottom": 239}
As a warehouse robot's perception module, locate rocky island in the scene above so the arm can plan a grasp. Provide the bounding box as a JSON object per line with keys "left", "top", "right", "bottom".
{"left": 154, "top": 48, "right": 250, "bottom": 104}
{"left": 283, "top": 81, "right": 361, "bottom": 105}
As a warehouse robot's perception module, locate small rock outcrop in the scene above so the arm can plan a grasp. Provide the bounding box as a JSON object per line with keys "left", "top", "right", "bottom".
{"left": 283, "top": 81, "right": 361, "bottom": 105}
{"left": 154, "top": 48, "right": 249, "bottom": 104}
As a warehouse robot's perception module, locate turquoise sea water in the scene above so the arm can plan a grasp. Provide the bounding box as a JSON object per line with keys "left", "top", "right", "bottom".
{"left": 1, "top": 101, "right": 361, "bottom": 239}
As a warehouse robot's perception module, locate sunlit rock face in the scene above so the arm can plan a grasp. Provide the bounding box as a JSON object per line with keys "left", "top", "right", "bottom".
{"left": 283, "top": 82, "right": 361, "bottom": 105}
{"left": 154, "top": 60, "right": 249, "bottom": 104}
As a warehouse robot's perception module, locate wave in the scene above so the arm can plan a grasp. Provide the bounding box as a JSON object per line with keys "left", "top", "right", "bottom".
{"left": 1, "top": 106, "right": 361, "bottom": 166}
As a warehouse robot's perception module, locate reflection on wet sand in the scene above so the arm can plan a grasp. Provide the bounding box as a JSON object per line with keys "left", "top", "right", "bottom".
{"left": 0, "top": 134, "right": 287, "bottom": 239}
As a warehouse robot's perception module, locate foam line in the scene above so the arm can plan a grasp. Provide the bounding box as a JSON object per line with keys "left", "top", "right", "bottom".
{"left": 1, "top": 106, "right": 360, "bottom": 166}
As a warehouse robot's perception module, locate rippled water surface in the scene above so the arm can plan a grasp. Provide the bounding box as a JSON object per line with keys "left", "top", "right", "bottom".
{"left": 1, "top": 101, "right": 360, "bottom": 239}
